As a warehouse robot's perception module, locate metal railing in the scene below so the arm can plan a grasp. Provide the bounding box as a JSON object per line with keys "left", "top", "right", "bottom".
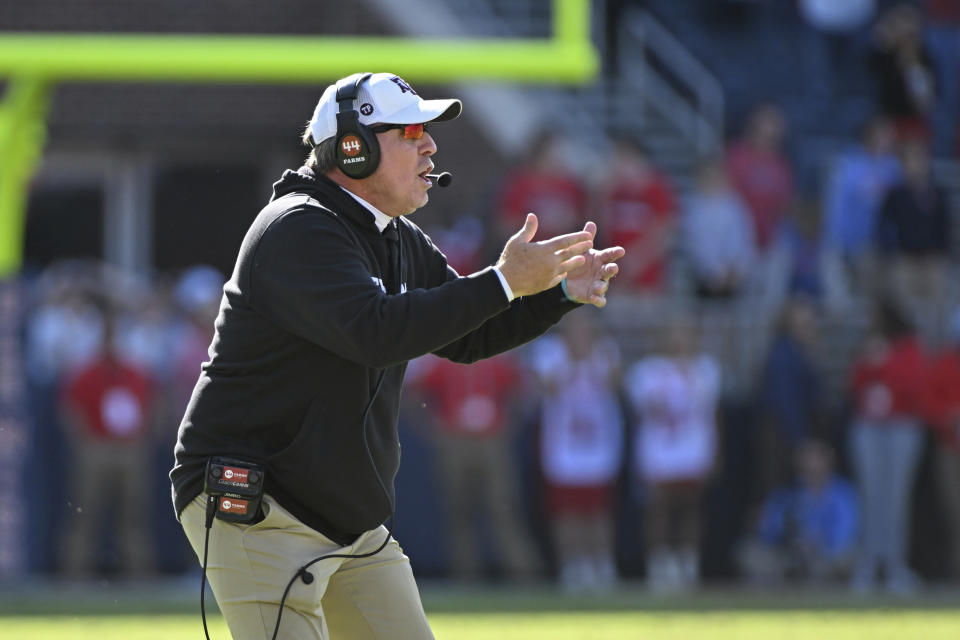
{"left": 371, "top": 0, "right": 725, "bottom": 176}
{"left": 625, "top": 10, "right": 724, "bottom": 156}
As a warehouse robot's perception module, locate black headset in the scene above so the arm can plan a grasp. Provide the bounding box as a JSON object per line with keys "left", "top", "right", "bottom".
{"left": 334, "top": 72, "right": 380, "bottom": 179}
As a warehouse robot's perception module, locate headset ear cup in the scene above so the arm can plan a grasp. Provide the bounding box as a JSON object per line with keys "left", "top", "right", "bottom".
{"left": 336, "top": 125, "right": 380, "bottom": 179}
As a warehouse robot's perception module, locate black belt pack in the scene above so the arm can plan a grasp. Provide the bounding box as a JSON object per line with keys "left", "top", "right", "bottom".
{"left": 204, "top": 457, "right": 266, "bottom": 524}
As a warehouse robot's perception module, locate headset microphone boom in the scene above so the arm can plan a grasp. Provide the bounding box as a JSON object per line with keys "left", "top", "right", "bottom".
{"left": 426, "top": 171, "right": 452, "bottom": 187}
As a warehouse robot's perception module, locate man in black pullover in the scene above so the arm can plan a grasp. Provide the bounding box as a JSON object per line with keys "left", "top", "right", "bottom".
{"left": 172, "top": 72, "right": 624, "bottom": 640}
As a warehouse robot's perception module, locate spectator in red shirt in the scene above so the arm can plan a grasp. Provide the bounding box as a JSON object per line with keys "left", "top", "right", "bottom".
{"left": 847, "top": 297, "right": 927, "bottom": 594}
{"left": 725, "top": 103, "right": 796, "bottom": 254}
{"left": 597, "top": 139, "right": 678, "bottom": 294}
{"left": 922, "top": 307, "right": 960, "bottom": 583}
{"left": 495, "top": 131, "right": 587, "bottom": 242}
{"left": 411, "top": 352, "right": 541, "bottom": 581}
{"left": 60, "top": 307, "right": 155, "bottom": 578}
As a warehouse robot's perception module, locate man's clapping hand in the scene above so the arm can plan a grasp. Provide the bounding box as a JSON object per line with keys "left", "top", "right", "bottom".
{"left": 561, "top": 221, "right": 624, "bottom": 308}
{"left": 497, "top": 214, "right": 624, "bottom": 307}
{"left": 496, "top": 213, "right": 594, "bottom": 298}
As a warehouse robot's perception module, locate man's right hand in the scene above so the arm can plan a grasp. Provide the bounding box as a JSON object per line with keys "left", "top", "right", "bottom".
{"left": 496, "top": 213, "right": 593, "bottom": 298}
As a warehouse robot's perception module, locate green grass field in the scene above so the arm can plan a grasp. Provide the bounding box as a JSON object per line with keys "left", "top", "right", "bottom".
{"left": 6, "top": 610, "right": 960, "bottom": 640}
{"left": 3, "top": 583, "right": 959, "bottom": 639}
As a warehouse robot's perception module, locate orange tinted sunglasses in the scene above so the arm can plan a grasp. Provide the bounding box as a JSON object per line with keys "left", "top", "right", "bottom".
{"left": 370, "top": 123, "right": 427, "bottom": 139}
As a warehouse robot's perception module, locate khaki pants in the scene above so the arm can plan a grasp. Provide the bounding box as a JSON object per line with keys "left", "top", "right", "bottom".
{"left": 180, "top": 494, "right": 434, "bottom": 640}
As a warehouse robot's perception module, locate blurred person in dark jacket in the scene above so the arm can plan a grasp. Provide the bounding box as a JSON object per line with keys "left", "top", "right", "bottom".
{"left": 869, "top": 3, "right": 938, "bottom": 142}
{"left": 756, "top": 296, "right": 823, "bottom": 499}
{"left": 876, "top": 139, "right": 950, "bottom": 304}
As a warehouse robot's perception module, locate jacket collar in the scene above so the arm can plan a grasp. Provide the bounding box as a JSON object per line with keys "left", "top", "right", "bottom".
{"left": 271, "top": 166, "right": 387, "bottom": 237}
{"left": 339, "top": 188, "right": 394, "bottom": 233}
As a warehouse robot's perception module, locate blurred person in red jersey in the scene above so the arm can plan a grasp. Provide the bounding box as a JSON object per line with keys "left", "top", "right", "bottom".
{"left": 682, "top": 158, "right": 756, "bottom": 300}
{"left": 848, "top": 296, "right": 928, "bottom": 594}
{"left": 23, "top": 267, "right": 106, "bottom": 576}
{"left": 724, "top": 102, "right": 796, "bottom": 257}
{"left": 495, "top": 131, "right": 588, "bottom": 242}
{"left": 869, "top": 3, "right": 938, "bottom": 143}
{"left": 597, "top": 138, "right": 678, "bottom": 295}
{"left": 530, "top": 311, "right": 624, "bottom": 592}
{"left": 922, "top": 306, "right": 960, "bottom": 583}
{"left": 411, "top": 352, "right": 541, "bottom": 582}
{"left": 60, "top": 304, "right": 155, "bottom": 578}
{"left": 625, "top": 317, "right": 721, "bottom": 592}
{"left": 876, "top": 139, "right": 951, "bottom": 305}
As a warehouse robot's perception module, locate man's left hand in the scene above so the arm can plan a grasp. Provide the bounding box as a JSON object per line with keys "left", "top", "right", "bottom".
{"left": 562, "top": 222, "right": 624, "bottom": 308}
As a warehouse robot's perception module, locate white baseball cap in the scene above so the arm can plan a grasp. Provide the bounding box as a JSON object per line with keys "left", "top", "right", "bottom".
{"left": 308, "top": 72, "right": 462, "bottom": 145}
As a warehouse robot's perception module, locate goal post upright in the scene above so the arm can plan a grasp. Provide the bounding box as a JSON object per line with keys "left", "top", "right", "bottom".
{"left": 0, "top": 0, "right": 598, "bottom": 276}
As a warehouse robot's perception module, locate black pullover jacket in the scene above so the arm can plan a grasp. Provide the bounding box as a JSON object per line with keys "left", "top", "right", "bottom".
{"left": 170, "top": 167, "right": 579, "bottom": 544}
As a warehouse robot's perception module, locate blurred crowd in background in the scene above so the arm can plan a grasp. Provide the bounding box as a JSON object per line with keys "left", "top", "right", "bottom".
{"left": 6, "top": 0, "right": 960, "bottom": 597}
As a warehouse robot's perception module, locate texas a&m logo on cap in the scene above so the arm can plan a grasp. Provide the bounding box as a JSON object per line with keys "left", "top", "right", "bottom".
{"left": 341, "top": 135, "right": 362, "bottom": 157}
{"left": 390, "top": 76, "right": 417, "bottom": 95}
